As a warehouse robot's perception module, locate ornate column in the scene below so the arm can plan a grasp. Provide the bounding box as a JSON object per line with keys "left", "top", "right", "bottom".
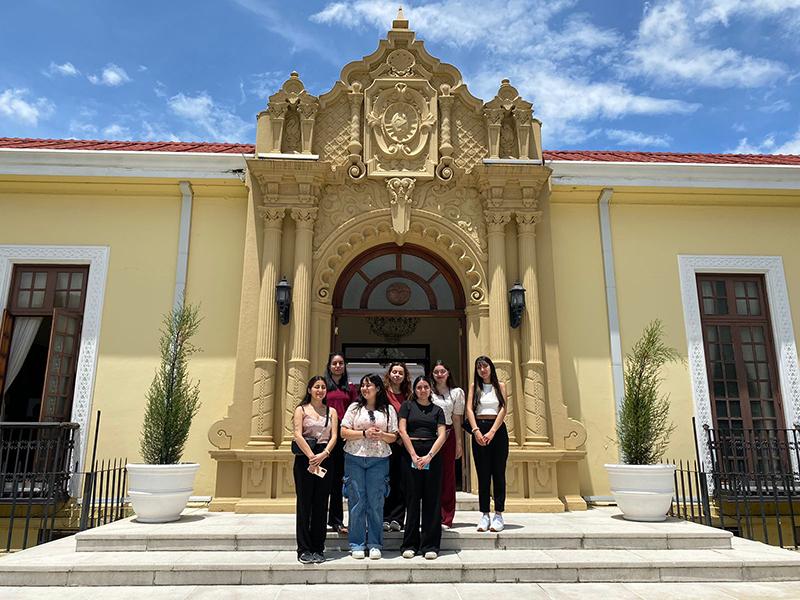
{"left": 485, "top": 209, "right": 516, "bottom": 444}
{"left": 283, "top": 207, "right": 318, "bottom": 444}
{"left": 516, "top": 210, "right": 549, "bottom": 444}
{"left": 248, "top": 207, "right": 285, "bottom": 447}
{"left": 346, "top": 82, "right": 366, "bottom": 179}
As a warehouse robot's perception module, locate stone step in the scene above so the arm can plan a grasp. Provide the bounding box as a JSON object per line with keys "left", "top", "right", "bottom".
{"left": 2, "top": 536, "right": 799, "bottom": 586}
{"left": 72, "top": 507, "right": 734, "bottom": 553}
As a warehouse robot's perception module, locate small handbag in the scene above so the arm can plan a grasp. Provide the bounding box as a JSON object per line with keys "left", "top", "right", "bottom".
{"left": 291, "top": 406, "right": 330, "bottom": 455}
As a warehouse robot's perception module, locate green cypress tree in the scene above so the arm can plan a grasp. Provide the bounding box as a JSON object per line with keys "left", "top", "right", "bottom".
{"left": 617, "top": 320, "right": 681, "bottom": 465}
{"left": 139, "top": 302, "right": 202, "bottom": 464}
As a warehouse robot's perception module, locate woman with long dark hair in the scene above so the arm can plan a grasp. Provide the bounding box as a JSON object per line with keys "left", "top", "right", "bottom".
{"left": 465, "top": 356, "right": 509, "bottom": 533}
{"left": 324, "top": 352, "right": 357, "bottom": 535}
{"left": 430, "top": 360, "right": 465, "bottom": 529}
{"left": 293, "top": 375, "right": 338, "bottom": 564}
{"left": 399, "top": 375, "right": 447, "bottom": 559}
{"left": 340, "top": 373, "right": 398, "bottom": 559}
{"left": 382, "top": 361, "right": 411, "bottom": 531}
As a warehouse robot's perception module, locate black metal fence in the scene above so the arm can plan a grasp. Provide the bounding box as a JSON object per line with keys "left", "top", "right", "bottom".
{"left": 1, "top": 412, "right": 129, "bottom": 552}
{"left": 1, "top": 422, "right": 78, "bottom": 551}
{"left": 666, "top": 418, "right": 800, "bottom": 550}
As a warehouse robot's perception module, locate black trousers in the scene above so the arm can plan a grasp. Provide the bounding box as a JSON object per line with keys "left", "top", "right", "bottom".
{"left": 383, "top": 442, "right": 407, "bottom": 526}
{"left": 327, "top": 436, "right": 346, "bottom": 528}
{"left": 294, "top": 451, "right": 333, "bottom": 556}
{"left": 401, "top": 439, "right": 442, "bottom": 554}
{"left": 471, "top": 421, "right": 508, "bottom": 513}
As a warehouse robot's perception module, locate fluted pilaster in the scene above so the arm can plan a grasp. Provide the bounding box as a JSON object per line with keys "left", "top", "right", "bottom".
{"left": 248, "top": 207, "right": 285, "bottom": 446}
{"left": 484, "top": 209, "right": 516, "bottom": 443}
{"left": 283, "top": 207, "right": 318, "bottom": 443}
{"left": 516, "top": 211, "right": 548, "bottom": 444}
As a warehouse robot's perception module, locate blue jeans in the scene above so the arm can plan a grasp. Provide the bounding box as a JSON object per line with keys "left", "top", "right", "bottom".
{"left": 343, "top": 453, "right": 390, "bottom": 551}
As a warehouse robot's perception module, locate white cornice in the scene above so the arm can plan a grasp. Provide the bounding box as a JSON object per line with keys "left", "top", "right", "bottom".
{"left": 0, "top": 147, "right": 252, "bottom": 179}
{"left": 549, "top": 159, "right": 800, "bottom": 190}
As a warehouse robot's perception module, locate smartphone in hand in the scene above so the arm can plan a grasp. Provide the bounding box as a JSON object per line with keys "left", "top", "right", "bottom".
{"left": 313, "top": 466, "right": 327, "bottom": 478}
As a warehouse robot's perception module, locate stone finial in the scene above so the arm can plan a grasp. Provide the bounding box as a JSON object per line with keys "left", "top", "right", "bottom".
{"left": 393, "top": 6, "right": 409, "bottom": 29}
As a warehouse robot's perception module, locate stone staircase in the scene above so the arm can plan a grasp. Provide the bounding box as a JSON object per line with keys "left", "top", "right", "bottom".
{"left": 2, "top": 507, "right": 799, "bottom": 586}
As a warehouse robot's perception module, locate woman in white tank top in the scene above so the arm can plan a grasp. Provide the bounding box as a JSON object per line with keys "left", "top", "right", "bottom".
{"left": 465, "top": 355, "right": 509, "bottom": 533}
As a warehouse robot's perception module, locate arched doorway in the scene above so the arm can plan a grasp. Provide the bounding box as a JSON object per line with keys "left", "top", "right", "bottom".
{"left": 332, "top": 242, "right": 469, "bottom": 487}
{"left": 332, "top": 242, "right": 466, "bottom": 379}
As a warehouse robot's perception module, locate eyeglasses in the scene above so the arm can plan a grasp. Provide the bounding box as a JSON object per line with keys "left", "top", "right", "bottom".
{"left": 432, "top": 370, "right": 447, "bottom": 375}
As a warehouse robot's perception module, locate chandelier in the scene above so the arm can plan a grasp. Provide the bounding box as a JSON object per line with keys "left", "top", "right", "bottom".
{"left": 367, "top": 316, "right": 420, "bottom": 344}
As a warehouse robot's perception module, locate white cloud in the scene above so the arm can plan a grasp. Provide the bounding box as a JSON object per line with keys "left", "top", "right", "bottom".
{"left": 696, "top": 0, "right": 800, "bottom": 26}
{"left": 249, "top": 71, "right": 286, "bottom": 99}
{"left": 760, "top": 99, "right": 791, "bottom": 113}
{"left": 68, "top": 120, "right": 98, "bottom": 137}
{"left": 45, "top": 62, "right": 80, "bottom": 77}
{"left": 628, "top": 1, "right": 787, "bottom": 87}
{"left": 730, "top": 130, "right": 800, "bottom": 154}
{"left": 88, "top": 64, "right": 132, "bottom": 87}
{"left": 167, "top": 92, "right": 253, "bottom": 142}
{"left": 138, "top": 65, "right": 148, "bottom": 72}
{"left": 0, "top": 88, "right": 54, "bottom": 126}
{"left": 606, "top": 129, "right": 672, "bottom": 148}
{"left": 102, "top": 124, "right": 131, "bottom": 139}
{"left": 142, "top": 121, "right": 180, "bottom": 142}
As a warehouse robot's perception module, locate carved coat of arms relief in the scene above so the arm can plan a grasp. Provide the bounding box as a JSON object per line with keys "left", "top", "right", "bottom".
{"left": 364, "top": 78, "right": 438, "bottom": 179}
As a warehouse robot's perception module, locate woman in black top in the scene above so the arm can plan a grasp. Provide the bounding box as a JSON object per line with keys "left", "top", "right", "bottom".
{"left": 398, "top": 375, "right": 447, "bottom": 559}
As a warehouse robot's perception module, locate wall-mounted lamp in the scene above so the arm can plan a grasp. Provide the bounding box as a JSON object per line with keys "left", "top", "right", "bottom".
{"left": 276, "top": 277, "right": 292, "bottom": 325}
{"left": 509, "top": 282, "right": 526, "bottom": 329}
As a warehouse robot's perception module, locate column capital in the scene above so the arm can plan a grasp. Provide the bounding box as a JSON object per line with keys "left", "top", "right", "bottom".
{"left": 290, "top": 207, "right": 318, "bottom": 229}
{"left": 515, "top": 210, "right": 543, "bottom": 233}
{"left": 484, "top": 210, "right": 512, "bottom": 233}
{"left": 257, "top": 206, "right": 286, "bottom": 228}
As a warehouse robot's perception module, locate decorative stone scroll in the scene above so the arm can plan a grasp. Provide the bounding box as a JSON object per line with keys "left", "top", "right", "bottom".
{"left": 436, "top": 84, "right": 455, "bottom": 181}
{"left": 386, "top": 177, "right": 416, "bottom": 236}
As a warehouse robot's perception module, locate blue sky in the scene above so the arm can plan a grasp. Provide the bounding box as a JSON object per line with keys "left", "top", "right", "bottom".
{"left": 1, "top": 0, "right": 799, "bottom": 153}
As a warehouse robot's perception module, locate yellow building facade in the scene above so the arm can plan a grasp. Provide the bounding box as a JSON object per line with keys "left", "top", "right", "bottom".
{"left": 1, "top": 16, "right": 800, "bottom": 513}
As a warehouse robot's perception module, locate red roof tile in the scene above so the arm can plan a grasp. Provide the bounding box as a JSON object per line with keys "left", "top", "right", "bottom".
{"left": 1, "top": 137, "right": 799, "bottom": 165}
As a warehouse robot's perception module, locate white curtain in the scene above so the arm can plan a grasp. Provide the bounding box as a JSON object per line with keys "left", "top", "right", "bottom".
{"left": 3, "top": 316, "right": 43, "bottom": 393}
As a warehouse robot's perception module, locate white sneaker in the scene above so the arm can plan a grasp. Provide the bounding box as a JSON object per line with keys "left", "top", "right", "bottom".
{"left": 402, "top": 549, "right": 415, "bottom": 559}
{"left": 382, "top": 521, "right": 391, "bottom": 532}
{"left": 424, "top": 551, "right": 438, "bottom": 560}
{"left": 490, "top": 513, "right": 504, "bottom": 532}
{"left": 477, "top": 513, "right": 491, "bottom": 532}
{"left": 441, "top": 523, "right": 450, "bottom": 530}
{"left": 352, "top": 549, "right": 365, "bottom": 559}
{"left": 369, "top": 548, "right": 382, "bottom": 560}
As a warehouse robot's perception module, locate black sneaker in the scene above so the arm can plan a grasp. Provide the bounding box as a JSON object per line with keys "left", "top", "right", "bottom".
{"left": 298, "top": 552, "right": 314, "bottom": 564}
{"left": 312, "top": 552, "right": 325, "bottom": 564}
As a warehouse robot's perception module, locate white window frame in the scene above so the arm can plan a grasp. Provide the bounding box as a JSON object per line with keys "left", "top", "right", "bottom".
{"left": 678, "top": 255, "right": 800, "bottom": 473}
{"left": 0, "top": 245, "right": 109, "bottom": 480}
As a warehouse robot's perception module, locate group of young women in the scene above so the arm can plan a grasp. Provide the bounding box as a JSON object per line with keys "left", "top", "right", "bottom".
{"left": 292, "top": 353, "right": 509, "bottom": 564}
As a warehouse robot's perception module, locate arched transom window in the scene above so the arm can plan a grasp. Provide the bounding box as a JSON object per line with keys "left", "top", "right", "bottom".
{"left": 334, "top": 246, "right": 463, "bottom": 312}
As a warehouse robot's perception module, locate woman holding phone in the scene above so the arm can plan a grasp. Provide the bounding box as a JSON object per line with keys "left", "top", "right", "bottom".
{"left": 292, "top": 375, "right": 338, "bottom": 564}
{"left": 398, "top": 375, "right": 447, "bottom": 559}
{"left": 340, "top": 374, "right": 398, "bottom": 559}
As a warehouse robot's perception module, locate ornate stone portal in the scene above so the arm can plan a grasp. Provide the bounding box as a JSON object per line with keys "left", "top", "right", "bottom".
{"left": 208, "top": 9, "right": 586, "bottom": 513}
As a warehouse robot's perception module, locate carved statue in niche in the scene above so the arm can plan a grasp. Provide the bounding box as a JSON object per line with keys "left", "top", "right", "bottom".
{"left": 281, "top": 107, "right": 302, "bottom": 154}
{"left": 499, "top": 112, "right": 517, "bottom": 159}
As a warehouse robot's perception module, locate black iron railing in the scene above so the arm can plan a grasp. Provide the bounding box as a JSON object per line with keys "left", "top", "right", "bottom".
{"left": 1, "top": 412, "right": 130, "bottom": 552}
{"left": 1, "top": 422, "right": 78, "bottom": 550}
{"left": 666, "top": 418, "right": 800, "bottom": 549}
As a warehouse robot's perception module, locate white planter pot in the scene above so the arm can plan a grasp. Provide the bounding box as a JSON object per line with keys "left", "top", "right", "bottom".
{"left": 604, "top": 463, "right": 676, "bottom": 522}
{"left": 126, "top": 463, "right": 199, "bottom": 523}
